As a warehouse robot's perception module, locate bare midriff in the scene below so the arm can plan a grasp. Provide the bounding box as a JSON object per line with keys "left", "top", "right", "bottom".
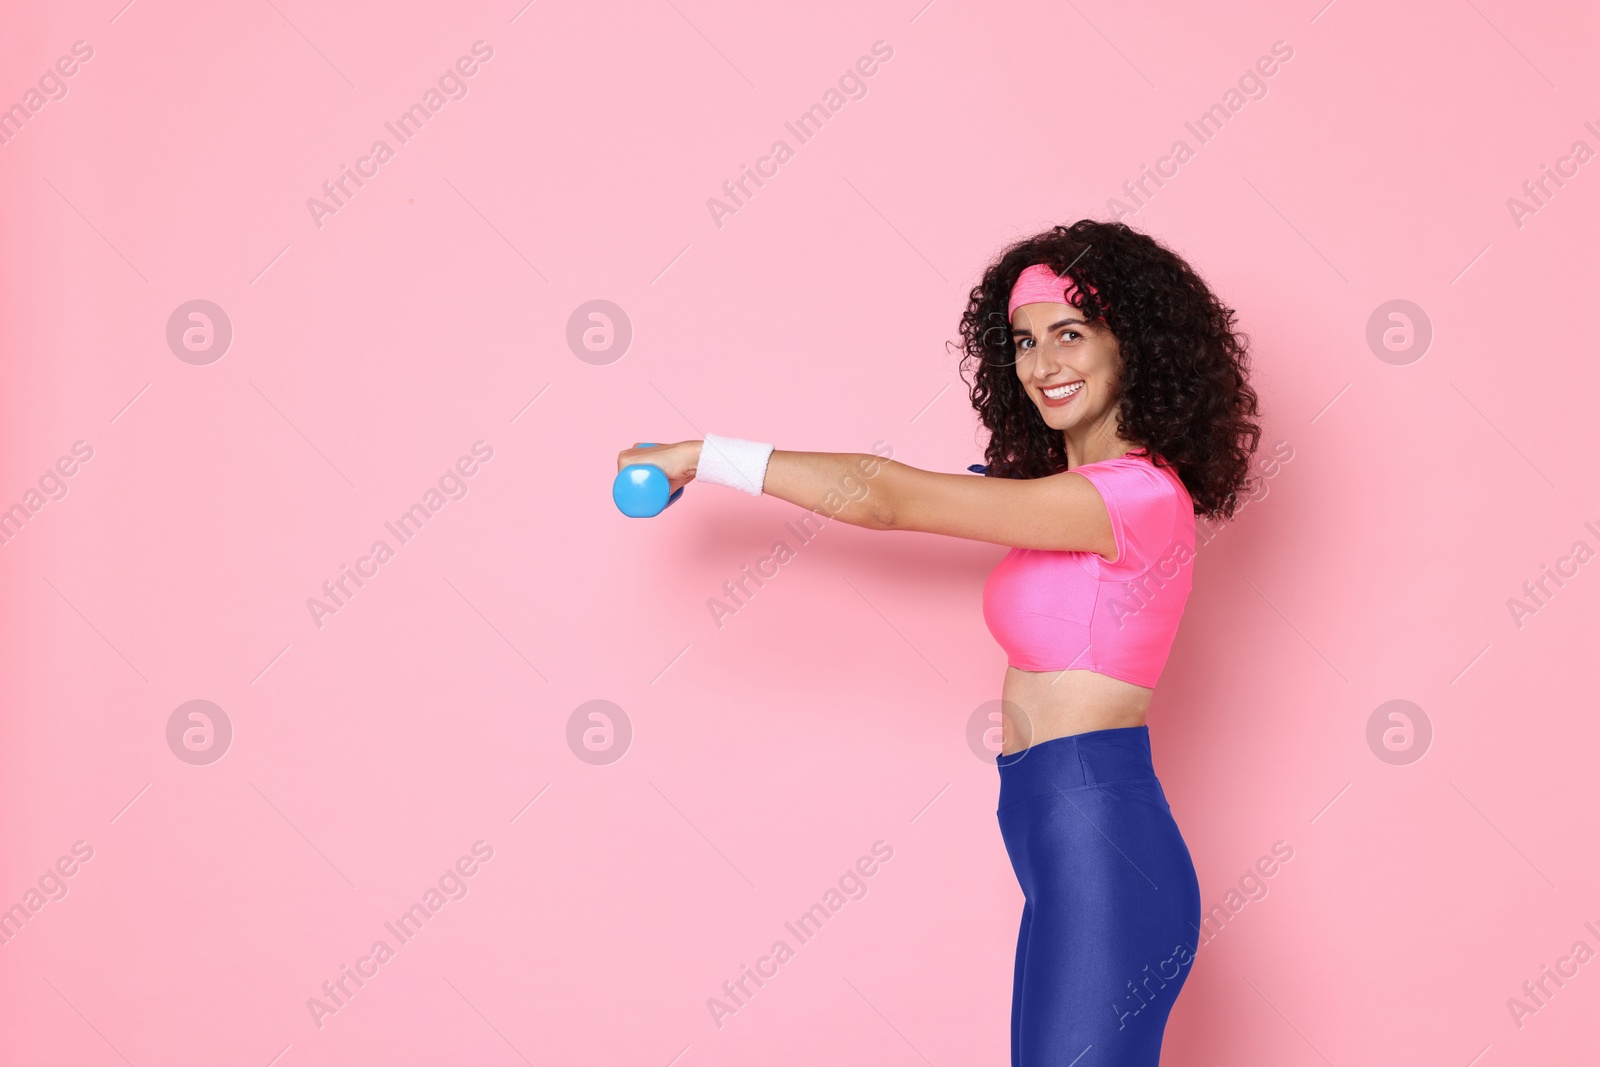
{"left": 999, "top": 665, "right": 1154, "bottom": 755}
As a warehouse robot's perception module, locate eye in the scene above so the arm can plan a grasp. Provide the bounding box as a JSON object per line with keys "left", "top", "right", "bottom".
{"left": 1059, "top": 329, "right": 1082, "bottom": 343}
{"left": 1015, "top": 337, "right": 1035, "bottom": 350}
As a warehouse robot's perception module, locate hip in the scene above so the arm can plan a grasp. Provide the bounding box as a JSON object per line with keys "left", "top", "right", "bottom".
{"left": 996, "top": 726, "right": 1198, "bottom": 899}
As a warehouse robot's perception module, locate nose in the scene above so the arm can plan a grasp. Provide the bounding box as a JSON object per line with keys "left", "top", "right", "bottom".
{"left": 1029, "top": 349, "right": 1067, "bottom": 380}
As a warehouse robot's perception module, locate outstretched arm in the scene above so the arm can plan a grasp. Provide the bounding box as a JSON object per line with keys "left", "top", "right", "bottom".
{"left": 736, "top": 445, "right": 1117, "bottom": 556}
{"left": 617, "top": 440, "right": 1116, "bottom": 557}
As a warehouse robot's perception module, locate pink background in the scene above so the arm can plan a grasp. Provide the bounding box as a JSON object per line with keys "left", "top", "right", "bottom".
{"left": 3, "top": 0, "right": 1598, "bottom": 1063}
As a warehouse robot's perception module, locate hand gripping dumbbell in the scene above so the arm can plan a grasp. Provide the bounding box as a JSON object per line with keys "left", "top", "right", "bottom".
{"left": 613, "top": 443, "right": 686, "bottom": 518}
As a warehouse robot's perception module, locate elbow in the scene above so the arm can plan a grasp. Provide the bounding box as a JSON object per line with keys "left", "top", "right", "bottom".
{"left": 863, "top": 455, "right": 898, "bottom": 530}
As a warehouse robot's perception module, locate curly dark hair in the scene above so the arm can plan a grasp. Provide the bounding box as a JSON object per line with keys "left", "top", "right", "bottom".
{"left": 955, "top": 219, "right": 1261, "bottom": 520}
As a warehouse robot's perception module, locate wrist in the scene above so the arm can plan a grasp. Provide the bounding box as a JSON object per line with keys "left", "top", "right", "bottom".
{"left": 696, "top": 433, "right": 773, "bottom": 496}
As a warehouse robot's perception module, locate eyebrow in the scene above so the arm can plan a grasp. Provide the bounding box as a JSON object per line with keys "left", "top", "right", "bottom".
{"left": 1011, "top": 317, "right": 1087, "bottom": 336}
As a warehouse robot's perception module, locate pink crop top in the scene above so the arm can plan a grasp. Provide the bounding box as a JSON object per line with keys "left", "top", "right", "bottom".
{"left": 982, "top": 450, "right": 1196, "bottom": 687}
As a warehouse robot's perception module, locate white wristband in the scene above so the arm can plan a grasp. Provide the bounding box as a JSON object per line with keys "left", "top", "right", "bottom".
{"left": 697, "top": 433, "right": 773, "bottom": 496}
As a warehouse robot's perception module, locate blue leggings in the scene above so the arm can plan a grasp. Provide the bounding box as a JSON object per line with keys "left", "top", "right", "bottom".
{"left": 996, "top": 725, "right": 1202, "bottom": 1066}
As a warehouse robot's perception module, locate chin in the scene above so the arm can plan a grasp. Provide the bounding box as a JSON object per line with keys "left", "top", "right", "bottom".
{"left": 1037, "top": 407, "right": 1076, "bottom": 429}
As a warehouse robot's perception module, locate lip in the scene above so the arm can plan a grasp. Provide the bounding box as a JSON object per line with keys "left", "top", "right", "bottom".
{"left": 1038, "top": 380, "right": 1084, "bottom": 408}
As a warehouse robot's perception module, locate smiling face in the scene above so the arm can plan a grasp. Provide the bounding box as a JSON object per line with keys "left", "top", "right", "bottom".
{"left": 1009, "top": 301, "right": 1127, "bottom": 454}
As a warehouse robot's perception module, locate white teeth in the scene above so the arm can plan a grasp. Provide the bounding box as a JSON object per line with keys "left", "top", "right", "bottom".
{"left": 1043, "top": 381, "right": 1083, "bottom": 399}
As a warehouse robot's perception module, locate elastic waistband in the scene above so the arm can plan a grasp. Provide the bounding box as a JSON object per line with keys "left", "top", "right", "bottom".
{"left": 996, "top": 725, "right": 1157, "bottom": 808}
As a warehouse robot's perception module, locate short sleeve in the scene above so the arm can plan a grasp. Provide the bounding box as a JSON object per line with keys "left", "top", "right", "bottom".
{"left": 1073, "top": 456, "right": 1186, "bottom": 577}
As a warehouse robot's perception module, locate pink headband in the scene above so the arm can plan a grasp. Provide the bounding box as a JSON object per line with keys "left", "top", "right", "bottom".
{"left": 1008, "top": 262, "right": 1102, "bottom": 319}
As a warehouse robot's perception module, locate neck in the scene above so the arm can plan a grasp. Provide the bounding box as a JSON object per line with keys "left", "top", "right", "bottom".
{"left": 1064, "top": 417, "right": 1137, "bottom": 469}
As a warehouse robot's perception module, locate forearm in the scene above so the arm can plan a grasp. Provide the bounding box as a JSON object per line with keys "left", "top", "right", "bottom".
{"left": 754, "top": 448, "right": 897, "bottom": 530}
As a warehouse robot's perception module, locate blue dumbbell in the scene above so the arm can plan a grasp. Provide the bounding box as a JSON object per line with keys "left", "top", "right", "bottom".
{"left": 613, "top": 443, "right": 686, "bottom": 518}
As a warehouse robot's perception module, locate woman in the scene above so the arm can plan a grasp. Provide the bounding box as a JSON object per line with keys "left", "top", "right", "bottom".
{"left": 618, "top": 219, "right": 1261, "bottom": 1065}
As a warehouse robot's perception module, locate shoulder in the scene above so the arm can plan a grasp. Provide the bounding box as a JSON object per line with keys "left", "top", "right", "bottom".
{"left": 1069, "top": 450, "right": 1191, "bottom": 568}
{"left": 1072, "top": 449, "right": 1184, "bottom": 498}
